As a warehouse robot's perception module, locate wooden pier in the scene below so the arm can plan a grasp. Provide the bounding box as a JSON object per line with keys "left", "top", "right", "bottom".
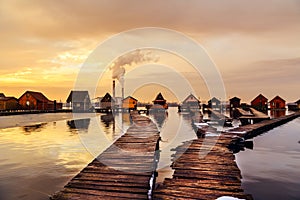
{"left": 206, "top": 108, "right": 232, "bottom": 126}
{"left": 51, "top": 111, "right": 160, "bottom": 200}
{"left": 236, "top": 107, "right": 270, "bottom": 125}
{"left": 227, "top": 111, "right": 300, "bottom": 139}
{"left": 154, "top": 112, "right": 300, "bottom": 200}
{"left": 154, "top": 136, "right": 252, "bottom": 200}
{"left": 51, "top": 110, "right": 300, "bottom": 200}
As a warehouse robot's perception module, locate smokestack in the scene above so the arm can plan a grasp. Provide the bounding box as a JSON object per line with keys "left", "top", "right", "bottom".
{"left": 112, "top": 80, "right": 115, "bottom": 99}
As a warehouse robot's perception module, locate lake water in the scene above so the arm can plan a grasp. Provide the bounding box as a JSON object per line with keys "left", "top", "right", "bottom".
{"left": 0, "top": 108, "right": 299, "bottom": 199}
{"left": 236, "top": 117, "right": 300, "bottom": 200}
{"left": 0, "top": 112, "right": 130, "bottom": 200}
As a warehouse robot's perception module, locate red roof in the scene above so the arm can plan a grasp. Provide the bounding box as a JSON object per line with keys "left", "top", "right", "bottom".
{"left": 270, "top": 95, "right": 285, "bottom": 103}
{"left": 20, "top": 91, "right": 51, "bottom": 102}
{"left": 251, "top": 94, "right": 268, "bottom": 104}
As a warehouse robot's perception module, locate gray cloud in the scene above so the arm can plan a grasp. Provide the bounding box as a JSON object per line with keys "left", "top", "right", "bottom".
{"left": 1, "top": 0, "right": 300, "bottom": 40}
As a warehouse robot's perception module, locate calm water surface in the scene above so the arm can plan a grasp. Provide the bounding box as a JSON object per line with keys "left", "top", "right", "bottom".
{"left": 0, "top": 112, "right": 128, "bottom": 200}
{"left": 0, "top": 109, "right": 299, "bottom": 200}
{"left": 236, "top": 117, "right": 300, "bottom": 200}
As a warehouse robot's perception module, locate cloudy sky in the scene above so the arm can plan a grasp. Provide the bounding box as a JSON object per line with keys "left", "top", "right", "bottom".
{"left": 0, "top": 0, "right": 300, "bottom": 103}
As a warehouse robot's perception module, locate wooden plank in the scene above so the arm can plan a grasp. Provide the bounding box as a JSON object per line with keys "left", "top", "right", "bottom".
{"left": 51, "top": 111, "right": 160, "bottom": 200}
{"left": 153, "top": 137, "right": 252, "bottom": 200}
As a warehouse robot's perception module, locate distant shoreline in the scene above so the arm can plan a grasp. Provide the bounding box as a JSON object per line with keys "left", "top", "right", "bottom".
{"left": 0, "top": 109, "right": 72, "bottom": 116}
{"left": 0, "top": 112, "right": 99, "bottom": 129}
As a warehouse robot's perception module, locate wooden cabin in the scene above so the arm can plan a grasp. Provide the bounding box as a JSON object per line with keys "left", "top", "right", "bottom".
{"left": 100, "top": 93, "right": 114, "bottom": 110}
{"left": 122, "top": 96, "right": 138, "bottom": 110}
{"left": 208, "top": 97, "right": 221, "bottom": 111}
{"left": 287, "top": 103, "right": 298, "bottom": 111}
{"left": 19, "top": 91, "right": 54, "bottom": 110}
{"left": 251, "top": 94, "right": 268, "bottom": 112}
{"left": 229, "top": 97, "right": 241, "bottom": 119}
{"left": 181, "top": 94, "right": 201, "bottom": 111}
{"left": 0, "top": 97, "right": 19, "bottom": 111}
{"left": 153, "top": 93, "right": 168, "bottom": 109}
{"left": 229, "top": 97, "right": 241, "bottom": 109}
{"left": 269, "top": 96, "right": 286, "bottom": 110}
{"left": 66, "top": 91, "right": 92, "bottom": 112}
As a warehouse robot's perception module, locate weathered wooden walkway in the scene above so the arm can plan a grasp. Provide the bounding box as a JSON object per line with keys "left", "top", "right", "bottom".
{"left": 237, "top": 107, "right": 270, "bottom": 125}
{"left": 227, "top": 111, "right": 300, "bottom": 139}
{"left": 154, "top": 136, "right": 252, "bottom": 200}
{"left": 51, "top": 110, "right": 300, "bottom": 200}
{"left": 207, "top": 108, "right": 231, "bottom": 121}
{"left": 51, "top": 111, "right": 160, "bottom": 200}
{"left": 154, "top": 112, "right": 300, "bottom": 200}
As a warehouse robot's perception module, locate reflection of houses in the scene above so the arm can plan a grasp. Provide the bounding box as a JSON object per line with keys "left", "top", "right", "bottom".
{"left": 19, "top": 91, "right": 54, "bottom": 110}
{"left": 208, "top": 97, "right": 221, "bottom": 111}
{"left": 100, "top": 93, "right": 114, "bottom": 110}
{"left": 122, "top": 96, "right": 138, "bottom": 110}
{"left": 23, "top": 123, "right": 47, "bottom": 133}
{"left": 66, "top": 91, "right": 92, "bottom": 112}
{"left": 153, "top": 93, "right": 168, "bottom": 109}
{"left": 151, "top": 111, "right": 168, "bottom": 128}
{"left": 251, "top": 94, "right": 268, "bottom": 112}
{"left": 100, "top": 114, "right": 115, "bottom": 128}
{"left": 270, "top": 110, "right": 286, "bottom": 118}
{"left": 67, "top": 118, "right": 90, "bottom": 130}
{"left": 0, "top": 93, "right": 19, "bottom": 111}
{"left": 180, "top": 94, "right": 201, "bottom": 112}
{"left": 270, "top": 96, "right": 286, "bottom": 110}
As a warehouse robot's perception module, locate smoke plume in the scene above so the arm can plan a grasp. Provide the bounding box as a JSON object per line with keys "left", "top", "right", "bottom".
{"left": 110, "top": 49, "right": 159, "bottom": 80}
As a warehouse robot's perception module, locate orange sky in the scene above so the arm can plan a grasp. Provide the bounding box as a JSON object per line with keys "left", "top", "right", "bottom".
{"left": 1, "top": 0, "right": 300, "bottom": 103}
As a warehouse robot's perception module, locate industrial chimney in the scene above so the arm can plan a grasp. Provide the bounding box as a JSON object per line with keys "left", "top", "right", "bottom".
{"left": 112, "top": 80, "right": 116, "bottom": 99}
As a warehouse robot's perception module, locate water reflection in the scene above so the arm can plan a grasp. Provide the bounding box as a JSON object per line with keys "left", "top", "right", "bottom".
{"left": 270, "top": 110, "right": 286, "bottom": 118}
{"left": 228, "top": 138, "right": 254, "bottom": 154}
{"left": 236, "top": 118, "right": 300, "bottom": 199}
{"left": 67, "top": 118, "right": 90, "bottom": 131}
{"left": 0, "top": 113, "right": 127, "bottom": 200}
{"left": 22, "top": 123, "right": 47, "bottom": 133}
{"left": 150, "top": 111, "right": 168, "bottom": 128}
{"left": 100, "top": 114, "right": 114, "bottom": 128}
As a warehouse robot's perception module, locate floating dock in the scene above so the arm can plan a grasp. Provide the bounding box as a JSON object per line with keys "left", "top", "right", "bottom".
{"left": 205, "top": 108, "right": 232, "bottom": 126}
{"left": 236, "top": 107, "right": 270, "bottom": 125}
{"left": 154, "top": 112, "right": 300, "bottom": 199}
{"left": 154, "top": 136, "right": 253, "bottom": 200}
{"left": 51, "top": 111, "right": 160, "bottom": 199}
{"left": 226, "top": 111, "right": 300, "bottom": 139}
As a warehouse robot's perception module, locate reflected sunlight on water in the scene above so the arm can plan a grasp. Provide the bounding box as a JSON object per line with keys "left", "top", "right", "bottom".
{"left": 0, "top": 113, "right": 127, "bottom": 200}
{"left": 1, "top": 109, "right": 299, "bottom": 200}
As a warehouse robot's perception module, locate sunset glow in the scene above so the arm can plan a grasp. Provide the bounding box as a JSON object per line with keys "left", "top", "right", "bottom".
{"left": 1, "top": 0, "right": 300, "bottom": 103}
